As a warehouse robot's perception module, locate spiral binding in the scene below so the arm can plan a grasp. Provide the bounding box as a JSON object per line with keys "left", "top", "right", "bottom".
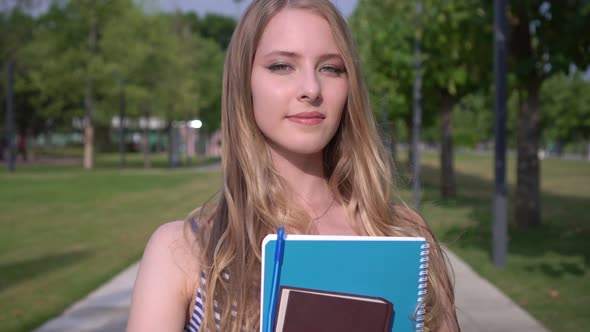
{"left": 415, "top": 242, "right": 430, "bottom": 332}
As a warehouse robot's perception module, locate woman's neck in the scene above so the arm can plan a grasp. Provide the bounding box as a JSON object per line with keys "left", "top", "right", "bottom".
{"left": 268, "top": 145, "right": 332, "bottom": 210}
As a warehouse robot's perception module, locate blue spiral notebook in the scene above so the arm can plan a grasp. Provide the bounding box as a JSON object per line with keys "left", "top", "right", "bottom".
{"left": 260, "top": 235, "right": 429, "bottom": 332}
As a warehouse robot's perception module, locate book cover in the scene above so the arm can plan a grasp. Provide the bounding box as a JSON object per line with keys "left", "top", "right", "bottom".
{"left": 260, "top": 235, "right": 429, "bottom": 332}
{"left": 274, "top": 286, "right": 393, "bottom": 332}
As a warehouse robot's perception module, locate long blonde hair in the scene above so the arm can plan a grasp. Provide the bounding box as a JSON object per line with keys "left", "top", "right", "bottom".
{"left": 190, "top": 0, "right": 458, "bottom": 330}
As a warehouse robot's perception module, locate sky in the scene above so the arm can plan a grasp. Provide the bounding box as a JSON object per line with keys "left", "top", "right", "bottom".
{"left": 157, "top": 0, "right": 359, "bottom": 18}
{"left": 0, "top": 0, "right": 358, "bottom": 18}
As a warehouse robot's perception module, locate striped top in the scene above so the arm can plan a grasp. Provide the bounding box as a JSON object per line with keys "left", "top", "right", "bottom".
{"left": 186, "top": 271, "right": 235, "bottom": 332}
{"left": 186, "top": 220, "right": 238, "bottom": 331}
{"left": 186, "top": 217, "right": 214, "bottom": 332}
{"left": 186, "top": 271, "right": 214, "bottom": 332}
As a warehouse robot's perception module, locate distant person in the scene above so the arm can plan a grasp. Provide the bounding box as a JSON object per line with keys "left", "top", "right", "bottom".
{"left": 0, "top": 134, "right": 5, "bottom": 161}
{"left": 127, "top": 1, "right": 459, "bottom": 331}
{"left": 17, "top": 134, "right": 27, "bottom": 162}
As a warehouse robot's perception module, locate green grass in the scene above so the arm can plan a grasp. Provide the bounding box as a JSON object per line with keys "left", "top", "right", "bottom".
{"left": 397, "top": 151, "right": 589, "bottom": 332}
{"left": 28, "top": 147, "right": 220, "bottom": 169}
{"left": 1, "top": 151, "right": 588, "bottom": 332}
{"left": 0, "top": 158, "right": 221, "bottom": 332}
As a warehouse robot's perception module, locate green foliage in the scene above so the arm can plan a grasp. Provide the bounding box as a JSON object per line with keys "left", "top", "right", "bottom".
{"left": 421, "top": 0, "right": 492, "bottom": 99}
{"left": 509, "top": 1, "right": 590, "bottom": 89}
{"left": 183, "top": 12, "right": 237, "bottom": 50}
{"left": 0, "top": 7, "right": 35, "bottom": 60}
{"left": 157, "top": 13, "right": 225, "bottom": 130}
{"left": 349, "top": 0, "right": 414, "bottom": 124}
{"left": 453, "top": 93, "right": 494, "bottom": 147}
{"left": 350, "top": 0, "right": 492, "bottom": 137}
{"left": 540, "top": 73, "right": 590, "bottom": 144}
{"left": 2, "top": 1, "right": 226, "bottom": 136}
{"left": 17, "top": 0, "right": 137, "bottom": 122}
{"left": 0, "top": 6, "right": 39, "bottom": 133}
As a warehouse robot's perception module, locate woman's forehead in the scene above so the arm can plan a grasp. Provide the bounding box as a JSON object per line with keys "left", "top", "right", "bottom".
{"left": 255, "top": 8, "right": 341, "bottom": 58}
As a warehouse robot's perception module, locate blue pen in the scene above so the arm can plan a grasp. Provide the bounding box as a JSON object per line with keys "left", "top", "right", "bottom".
{"left": 266, "top": 226, "right": 286, "bottom": 332}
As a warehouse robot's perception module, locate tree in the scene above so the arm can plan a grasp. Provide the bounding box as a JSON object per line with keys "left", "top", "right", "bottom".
{"left": 350, "top": 0, "right": 492, "bottom": 198}
{"left": 184, "top": 12, "right": 237, "bottom": 50}
{"left": 20, "top": 0, "right": 137, "bottom": 169}
{"left": 99, "top": 2, "right": 157, "bottom": 167}
{"left": 508, "top": 1, "right": 590, "bottom": 229}
{"left": 421, "top": 0, "right": 492, "bottom": 197}
{"left": 453, "top": 92, "right": 494, "bottom": 148}
{"left": 540, "top": 72, "right": 590, "bottom": 153}
{"left": 1, "top": 5, "right": 42, "bottom": 163}
{"left": 350, "top": 0, "right": 425, "bottom": 170}
{"left": 162, "top": 13, "right": 224, "bottom": 165}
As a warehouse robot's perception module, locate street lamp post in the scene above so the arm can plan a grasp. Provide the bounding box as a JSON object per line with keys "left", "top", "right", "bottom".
{"left": 119, "top": 79, "right": 126, "bottom": 169}
{"left": 412, "top": 1, "right": 423, "bottom": 210}
{"left": 493, "top": 0, "right": 508, "bottom": 267}
{"left": 5, "top": 62, "right": 16, "bottom": 172}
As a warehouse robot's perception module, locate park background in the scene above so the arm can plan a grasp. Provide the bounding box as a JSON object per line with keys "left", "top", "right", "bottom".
{"left": 1, "top": 0, "right": 589, "bottom": 331}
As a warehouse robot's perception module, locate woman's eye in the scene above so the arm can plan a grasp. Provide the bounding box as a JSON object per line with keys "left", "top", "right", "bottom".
{"left": 321, "top": 66, "right": 346, "bottom": 74}
{"left": 268, "top": 64, "right": 291, "bottom": 72}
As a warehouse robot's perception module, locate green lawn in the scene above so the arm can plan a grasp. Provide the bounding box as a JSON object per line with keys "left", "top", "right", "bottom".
{"left": 400, "top": 151, "right": 589, "bottom": 332}
{"left": 0, "top": 158, "right": 221, "bottom": 332}
{"left": 0, "top": 151, "right": 588, "bottom": 332}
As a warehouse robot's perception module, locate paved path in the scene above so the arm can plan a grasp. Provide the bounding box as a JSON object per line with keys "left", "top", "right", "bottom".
{"left": 32, "top": 263, "right": 137, "bottom": 332}
{"left": 33, "top": 246, "right": 550, "bottom": 332}
{"left": 447, "top": 249, "right": 549, "bottom": 332}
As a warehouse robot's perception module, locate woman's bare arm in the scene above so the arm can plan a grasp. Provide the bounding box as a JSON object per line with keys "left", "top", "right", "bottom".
{"left": 126, "top": 221, "right": 198, "bottom": 332}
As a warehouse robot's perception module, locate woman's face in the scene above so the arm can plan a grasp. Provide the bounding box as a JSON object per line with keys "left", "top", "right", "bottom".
{"left": 251, "top": 8, "right": 348, "bottom": 157}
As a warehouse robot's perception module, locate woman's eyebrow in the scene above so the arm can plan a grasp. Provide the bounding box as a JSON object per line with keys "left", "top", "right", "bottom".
{"left": 263, "top": 50, "right": 343, "bottom": 62}
{"left": 263, "top": 50, "right": 299, "bottom": 59}
{"left": 317, "top": 53, "right": 344, "bottom": 62}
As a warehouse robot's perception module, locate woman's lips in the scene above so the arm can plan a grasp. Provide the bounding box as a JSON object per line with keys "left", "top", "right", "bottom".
{"left": 286, "top": 112, "right": 325, "bottom": 125}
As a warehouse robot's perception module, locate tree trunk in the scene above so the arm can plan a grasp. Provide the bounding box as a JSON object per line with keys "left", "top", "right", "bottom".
{"left": 379, "top": 96, "right": 399, "bottom": 166}
{"left": 83, "top": 75, "right": 95, "bottom": 169}
{"left": 185, "top": 122, "right": 196, "bottom": 162}
{"left": 44, "top": 123, "right": 52, "bottom": 147}
{"left": 516, "top": 82, "right": 542, "bottom": 229}
{"left": 83, "top": 125, "right": 94, "bottom": 169}
{"left": 156, "top": 129, "right": 163, "bottom": 152}
{"left": 439, "top": 91, "right": 457, "bottom": 198}
{"left": 388, "top": 120, "right": 398, "bottom": 166}
{"left": 83, "top": 21, "right": 98, "bottom": 170}
{"left": 118, "top": 80, "right": 126, "bottom": 169}
{"left": 405, "top": 117, "right": 414, "bottom": 177}
{"left": 555, "top": 140, "right": 563, "bottom": 158}
{"left": 511, "top": 2, "right": 542, "bottom": 229}
{"left": 167, "top": 120, "right": 175, "bottom": 166}
{"left": 142, "top": 111, "right": 151, "bottom": 169}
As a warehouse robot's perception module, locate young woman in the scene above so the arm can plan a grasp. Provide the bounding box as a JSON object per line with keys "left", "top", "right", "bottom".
{"left": 127, "top": 0, "right": 459, "bottom": 331}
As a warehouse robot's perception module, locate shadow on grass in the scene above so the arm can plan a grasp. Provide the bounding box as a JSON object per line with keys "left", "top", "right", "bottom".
{"left": 0, "top": 155, "right": 221, "bottom": 174}
{"left": 411, "top": 164, "right": 590, "bottom": 279}
{"left": 93, "top": 155, "right": 221, "bottom": 169}
{"left": 0, "top": 249, "right": 94, "bottom": 292}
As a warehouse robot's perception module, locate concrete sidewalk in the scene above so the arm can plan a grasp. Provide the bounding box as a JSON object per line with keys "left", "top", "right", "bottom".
{"left": 447, "top": 249, "right": 549, "bottom": 332}
{"left": 33, "top": 248, "right": 550, "bottom": 332}
{"left": 32, "top": 263, "right": 138, "bottom": 332}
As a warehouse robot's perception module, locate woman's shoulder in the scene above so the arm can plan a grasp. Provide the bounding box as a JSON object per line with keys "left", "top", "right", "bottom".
{"left": 149, "top": 220, "right": 196, "bottom": 244}
{"left": 127, "top": 221, "right": 201, "bottom": 330}
{"left": 146, "top": 220, "right": 200, "bottom": 269}
{"left": 142, "top": 220, "right": 201, "bottom": 292}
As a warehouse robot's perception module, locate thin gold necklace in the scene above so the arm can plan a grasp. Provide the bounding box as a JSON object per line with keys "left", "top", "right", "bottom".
{"left": 292, "top": 190, "right": 336, "bottom": 232}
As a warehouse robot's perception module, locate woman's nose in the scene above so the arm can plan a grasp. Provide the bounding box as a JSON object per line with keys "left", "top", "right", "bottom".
{"left": 296, "top": 70, "right": 321, "bottom": 104}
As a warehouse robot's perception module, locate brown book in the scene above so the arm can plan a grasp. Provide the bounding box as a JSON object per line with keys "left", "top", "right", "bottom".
{"left": 274, "top": 286, "right": 394, "bottom": 332}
